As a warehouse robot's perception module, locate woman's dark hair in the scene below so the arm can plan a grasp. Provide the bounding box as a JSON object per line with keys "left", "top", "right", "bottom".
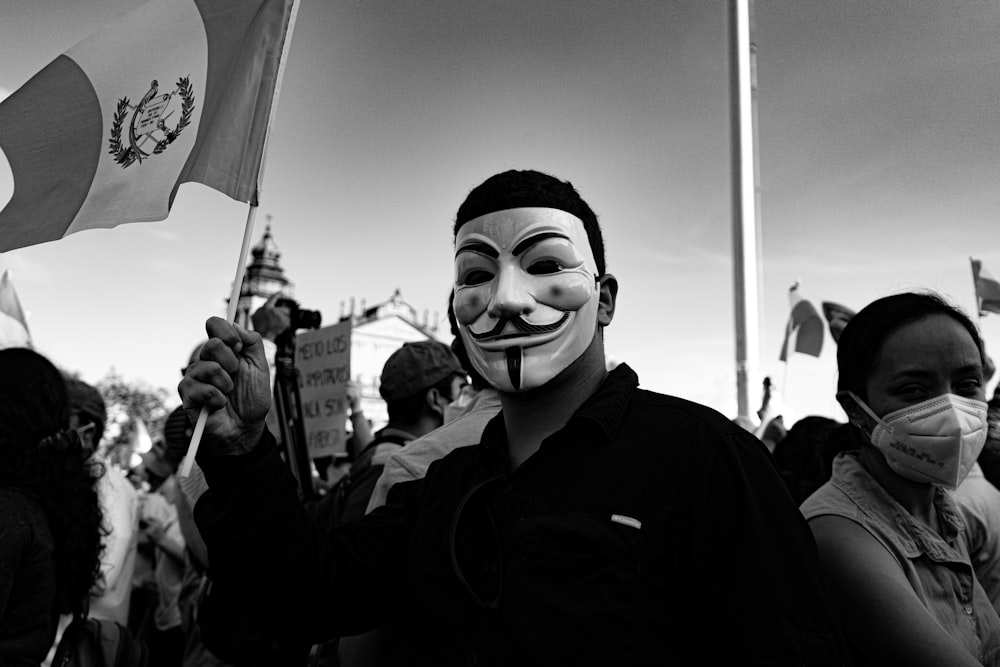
{"left": 837, "top": 291, "right": 986, "bottom": 400}
{"left": 0, "top": 348, "right": 104, "bottom": 617}
{"left": 454, "top": 169, "right": 607, "bottom": 276}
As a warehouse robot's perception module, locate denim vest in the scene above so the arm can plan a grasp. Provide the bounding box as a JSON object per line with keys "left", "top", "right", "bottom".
{"left": 801, "top": 451, "right": 1000, "bottom": 664}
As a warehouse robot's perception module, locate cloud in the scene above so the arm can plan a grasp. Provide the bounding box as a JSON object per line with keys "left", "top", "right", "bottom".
{"left": 147, "top": 228, "right": 179, "bottom": 241}
{"left": 0, "top": 255, "right": 53, "bottom": 283}
{"left": 619, "top": 242, "right": 729, "bottom": 269}
{"left": 147, "top": 259, "right": 186, "bottom": 273}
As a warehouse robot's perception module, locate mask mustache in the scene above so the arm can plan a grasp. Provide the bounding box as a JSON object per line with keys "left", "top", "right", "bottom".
{"left": 468, "top": 312, "right": 569, "bottom": 341}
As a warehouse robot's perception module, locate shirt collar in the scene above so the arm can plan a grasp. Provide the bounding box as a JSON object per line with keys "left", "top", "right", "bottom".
{"left": 479, "top": 363, "right": 639, "bottom": 461}
{"left": 375, "top": 426, "right": 418, "bottom": 443}
{"left": 831, "top": 451, "right": 965, "bottom": 555}
{"left": 465, "top": 387, "right": 502, "bottom": 413}
{"left": 569, "top": 363, "right": 639, "bottom": 444}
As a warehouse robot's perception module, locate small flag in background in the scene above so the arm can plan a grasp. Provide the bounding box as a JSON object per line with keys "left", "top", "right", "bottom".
{"left": 971, "top": 258, "right": 1000, "bottom": 316}
{"left": 821, "top": 301, "right": 856, "bottom": 345}
{"left": 779, "top": 282, "right": 824, "bottom": 361}
{"left": 0, "top": 270, "right": 32, "bottom": 349}
{"left": 0, "top": 0, "right": 297, "bottom": 253}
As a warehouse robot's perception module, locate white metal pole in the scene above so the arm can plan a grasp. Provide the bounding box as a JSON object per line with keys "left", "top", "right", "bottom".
{"left": 729, "top": 0, "right": 762, "bottom": 420}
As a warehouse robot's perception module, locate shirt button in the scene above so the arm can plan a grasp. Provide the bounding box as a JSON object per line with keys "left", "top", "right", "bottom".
{"left": 965, "top": 606, "right": 973, "bottom": 615}
{"left": 466, "top": 652, "right": 479, "bottom": 665}
{"left": 484, "top": 561, "right": 498, "bottom": 575}
{"left": 502, "top": 482, "right": 514, "bottom": 494}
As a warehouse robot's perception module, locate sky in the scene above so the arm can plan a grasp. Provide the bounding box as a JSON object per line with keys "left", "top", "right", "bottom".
{"left": 0, "top": 0, "right": 998, "bottom": 424}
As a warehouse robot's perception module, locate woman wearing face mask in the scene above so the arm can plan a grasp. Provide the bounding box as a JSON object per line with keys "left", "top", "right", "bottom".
{"left": 801, "top": 292, "right": 1000, "bottom": 666}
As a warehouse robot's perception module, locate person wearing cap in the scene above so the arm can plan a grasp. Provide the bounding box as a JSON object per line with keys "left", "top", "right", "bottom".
{"left": 335, "top": 339, "right": 467, "bottom": 523}
{"left": 364, "top": 297, "right": 501, "bottom": 515}
{"left": 181, "top": 169, "right": 847, "bottom": 664}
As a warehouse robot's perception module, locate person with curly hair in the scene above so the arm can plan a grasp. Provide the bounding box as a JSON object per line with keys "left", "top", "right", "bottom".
{"left": 0, "top": 348, "right": 105, "bottom": 665}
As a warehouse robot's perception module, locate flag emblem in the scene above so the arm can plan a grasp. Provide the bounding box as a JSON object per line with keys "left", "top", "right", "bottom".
{"left": 109, "top": 76, "right": 195, "bottom": 168}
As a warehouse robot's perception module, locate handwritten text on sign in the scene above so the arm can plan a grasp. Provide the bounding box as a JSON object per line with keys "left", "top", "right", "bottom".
{"left": 294, "top": 320, "right": 351, "bottom": 458}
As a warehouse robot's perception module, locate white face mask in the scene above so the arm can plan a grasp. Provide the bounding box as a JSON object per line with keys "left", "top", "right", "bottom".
{"left": 453, "top": 208, "right": 601, "bottom": 392}
{"left": 442, "top": 385, "right": 475, "bottom": 424}
{"left": 845, "top": 391, "right": 988, "bottom": 490}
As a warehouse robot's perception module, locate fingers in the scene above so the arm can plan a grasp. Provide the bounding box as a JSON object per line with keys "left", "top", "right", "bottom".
{"left": 179, "top": 372, "right": 229, "bottom": 412}
{"left": 205, "top": 317, "right": 244, "bottom": 356}
{"left": 178, "top": 318, "right": 250, "bottom": 412}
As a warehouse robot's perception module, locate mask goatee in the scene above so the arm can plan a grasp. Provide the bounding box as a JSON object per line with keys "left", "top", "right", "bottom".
{"left": 506, "top": 346, "right": 522, "bottom": 391}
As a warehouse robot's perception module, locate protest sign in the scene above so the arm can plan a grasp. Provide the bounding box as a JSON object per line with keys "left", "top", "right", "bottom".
{"left": 294, "top": 319, "right": 351, "bottom": 458}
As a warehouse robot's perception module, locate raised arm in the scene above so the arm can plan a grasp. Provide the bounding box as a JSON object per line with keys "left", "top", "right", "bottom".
{"left": 178, "top": 318, "right": 418, "bottom": 659}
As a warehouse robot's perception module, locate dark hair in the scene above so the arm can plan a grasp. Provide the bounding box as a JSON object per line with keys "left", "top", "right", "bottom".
{"left": 0, "top": 348, "right": 105, "bottom": 617}
{"left": 65, "top": 377, "right": 107, "bottom": 444}
{"left": 387, "top": 374, "right": 463, "bottom": 424}
{"left": 454, "top": 169, "right": 607, "bottom": 276}
{"left": 837, "top": 292, "right": 985, "bottom": 400}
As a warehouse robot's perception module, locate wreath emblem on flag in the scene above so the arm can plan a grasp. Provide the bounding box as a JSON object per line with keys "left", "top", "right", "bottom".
{"left": 109, "top": 77, "right": 195, "bottom": 168}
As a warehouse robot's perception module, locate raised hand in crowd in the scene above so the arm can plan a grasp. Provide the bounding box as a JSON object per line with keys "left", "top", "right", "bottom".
{"left": 178, "top": 317, "right": 271, "bottom": 456}
{"left": 250, "top": 292, "right": 292, "bottom": 343}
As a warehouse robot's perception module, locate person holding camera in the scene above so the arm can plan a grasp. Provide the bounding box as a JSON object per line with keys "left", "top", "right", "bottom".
{"left": 250, "top": 294, "right": 372, "bottom": 470}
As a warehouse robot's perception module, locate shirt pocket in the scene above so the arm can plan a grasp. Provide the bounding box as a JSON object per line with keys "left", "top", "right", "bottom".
{"left": 507, "top": 510, "right": 659, "bottom": 656}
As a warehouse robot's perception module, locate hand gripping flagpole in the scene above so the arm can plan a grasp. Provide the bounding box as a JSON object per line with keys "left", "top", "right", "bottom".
{"left": 180, "top": 0, "right": 300, "bottom": 478}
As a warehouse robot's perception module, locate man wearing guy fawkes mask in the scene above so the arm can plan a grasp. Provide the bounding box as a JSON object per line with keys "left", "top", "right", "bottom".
{"left": 453, "top": 206, "right": 604, "bottom": 394}
{"left": 182, "top": 170, "right": 848, "bottom": 665}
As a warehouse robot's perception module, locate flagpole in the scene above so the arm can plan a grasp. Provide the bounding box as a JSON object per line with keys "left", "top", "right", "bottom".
{"left": 180, "top": 0, "right": 301, "bottom": 478}
{"left": 781, "top": 317, "right": 792, "bottom": 400}
{"left": 180, "top": 205, "right": 259, "bottom": 477}
{"left": 729, "top": 0, "right": 762, "bottom": 419}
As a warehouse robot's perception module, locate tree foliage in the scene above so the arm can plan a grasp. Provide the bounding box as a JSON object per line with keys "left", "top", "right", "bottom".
{"left": 95, "top": 370, "right": 172, "bottom": 469}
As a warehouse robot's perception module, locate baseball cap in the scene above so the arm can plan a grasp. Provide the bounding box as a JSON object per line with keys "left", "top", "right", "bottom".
{"left": 379, "top": 340, "right": 464, "bottom": 403}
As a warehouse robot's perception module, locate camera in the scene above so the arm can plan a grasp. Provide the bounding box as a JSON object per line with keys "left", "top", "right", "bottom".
{"left": 276, "top": 297, "right": 323, "bottom": 331}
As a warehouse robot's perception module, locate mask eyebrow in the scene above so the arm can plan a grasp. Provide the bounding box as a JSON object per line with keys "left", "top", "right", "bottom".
{"left": 455, "top": 241, "right": 498, "bottom": 259}
{"left": 512, "top": 231, "right": 568, "bottom": 257}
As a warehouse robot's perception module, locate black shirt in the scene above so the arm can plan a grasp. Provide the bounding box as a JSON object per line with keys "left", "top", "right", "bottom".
{"left": 196, "top": 364, "right": 848, "bottom": 665}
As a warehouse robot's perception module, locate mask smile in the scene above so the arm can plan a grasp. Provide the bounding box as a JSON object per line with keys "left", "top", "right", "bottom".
{"left": 467, "top": 312, "right": 570, "bottom": 347}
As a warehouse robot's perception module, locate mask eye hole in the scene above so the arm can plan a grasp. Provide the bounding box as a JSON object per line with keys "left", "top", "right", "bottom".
{"left": 460, "top": 269, "right": 494, "bottom": 287}
{"left": 526, "top": 259, "right": 563, "bottom": 275}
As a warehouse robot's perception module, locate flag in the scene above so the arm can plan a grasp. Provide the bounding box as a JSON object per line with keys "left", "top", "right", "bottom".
{"left": 821, "top": 301, "right": 855, "bottom": 345}
{"left": 0, "top": 270, "right": 32, "bottom": 348}
{"left": 779, "top": 282, "right": 824, "bottom": 361}
{"left": 971, "top": 258, "right": 1000, "bottom": 315}
{"left": 0, "top": 0, "right": 297, "bottom": 253}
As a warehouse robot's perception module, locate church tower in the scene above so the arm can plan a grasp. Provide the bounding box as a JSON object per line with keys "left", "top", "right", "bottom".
{"left": 233, "top": 217, "right": 294, "bottom": 328}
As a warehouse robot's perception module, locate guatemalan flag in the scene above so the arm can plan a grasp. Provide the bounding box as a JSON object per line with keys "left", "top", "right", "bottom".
{"left": 0, "top": 0, "right": 297, "bottom": 253}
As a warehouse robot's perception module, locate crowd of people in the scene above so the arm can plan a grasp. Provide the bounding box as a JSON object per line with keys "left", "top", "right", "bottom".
{"left": 3, "top": 169, "right": 1000, "bottom": 665}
